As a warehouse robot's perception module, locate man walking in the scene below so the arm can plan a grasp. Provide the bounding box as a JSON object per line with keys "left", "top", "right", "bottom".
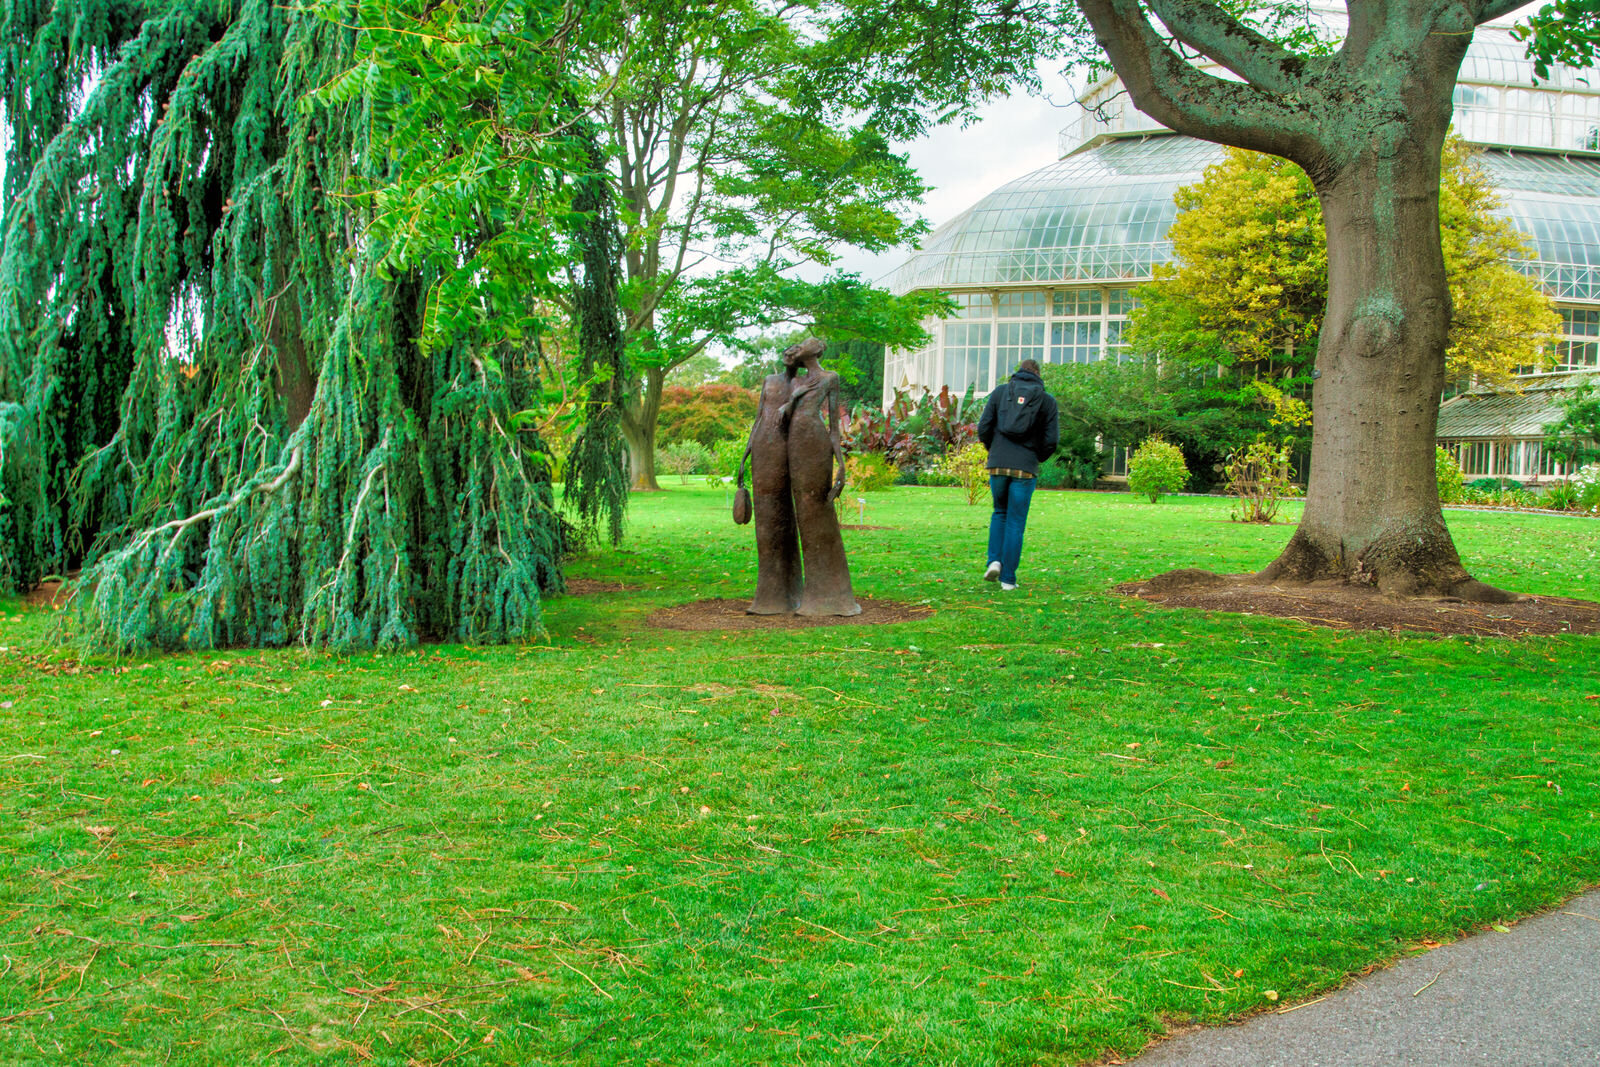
{"left": 977, "top": 359, "right": 1059, "bottom": 590}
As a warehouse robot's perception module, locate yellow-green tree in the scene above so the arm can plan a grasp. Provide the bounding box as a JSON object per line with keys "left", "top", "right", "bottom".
{"left": 1131, "top": 139, "right": 1560, "bottom": 387}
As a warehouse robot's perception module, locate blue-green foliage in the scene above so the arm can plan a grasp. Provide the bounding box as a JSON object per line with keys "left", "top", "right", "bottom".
{"left": 0, "top": 0, "right": 623, "bottom": 651}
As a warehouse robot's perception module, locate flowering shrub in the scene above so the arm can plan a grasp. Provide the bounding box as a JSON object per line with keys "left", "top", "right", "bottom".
{"left": 1577, "top": 462, "right": 1600, "bottom": 514}
{"left": 1436, "top": 446, "right": 1465, "bottom": 504}
{"left": 1127, "top": 437, "right": 1189, "bottom": 503}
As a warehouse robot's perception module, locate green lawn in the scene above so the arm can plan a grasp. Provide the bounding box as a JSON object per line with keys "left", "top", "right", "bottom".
{"left": 1, "top": 485, "right": 1596, "bottom": 1065}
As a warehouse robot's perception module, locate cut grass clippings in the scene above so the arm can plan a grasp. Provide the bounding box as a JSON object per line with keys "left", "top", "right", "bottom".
{"left": 0, "top": 484, "right": 1596, "bottom": 1065}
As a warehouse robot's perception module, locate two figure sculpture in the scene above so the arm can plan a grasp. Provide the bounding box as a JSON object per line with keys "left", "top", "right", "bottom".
{"left": 736, "top": 338, "right": 861, "bottom": 617}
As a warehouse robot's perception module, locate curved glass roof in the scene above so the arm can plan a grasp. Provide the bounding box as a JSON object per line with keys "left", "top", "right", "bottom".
{"left": 1482, "top": 152, "right": 1600, "bottom": 302}
{"left": 886, "top": 136, "right": 1223, "bottom": 293}
{"left": 889, "top": 138, "right": 1600, "bottom": 302}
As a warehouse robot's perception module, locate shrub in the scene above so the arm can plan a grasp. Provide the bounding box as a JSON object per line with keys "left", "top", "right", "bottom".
{"left": 1497, "top": 488, "right": 1538, "bottom": 509}
{"left": 1467, "top": 476, "right": 1523, "bottom": 492}
{"left": 1038, "top": 452, "right": 1101, "bottom": 490}
{"left": 710, "top": 438, "right": 747, "bottom": 479}
{"left": 657, "top": 384, "right": 759, "bottom": 447}
{"left": 1225, "top": 437, "right": 1301, "bottom": 522}
{"left": 657, "top": 440, "right": 712, "bottom": 482}
{"left": 917, "top": 469, "right": 959, "bottom": 487}
{"left": 845, "top": 451, "right": 897, "bottom": 493}
{"left": 1541, "top": 480, "right": 1579, "bottom": 510}
{"left": 934, "top": 442, "right": 990, "bottom": 504}
{"left": 1576, "top": 462, "right": 1600, "bottom": 514}
{"left": 1127, "top": 436, "right": 1189, "bottom": 503}
{"left": 1436, "top": 447, "right": 1465, "bottom": 504}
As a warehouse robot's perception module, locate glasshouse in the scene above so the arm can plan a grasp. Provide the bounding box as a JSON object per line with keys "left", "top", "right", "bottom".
{"left": 883, "top": 21, "right": 1600, "bottom": 482}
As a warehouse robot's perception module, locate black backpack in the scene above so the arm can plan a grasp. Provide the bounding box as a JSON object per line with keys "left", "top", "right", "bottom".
{"left": 996, "top": 379, "right": 1045, "bottom": 442}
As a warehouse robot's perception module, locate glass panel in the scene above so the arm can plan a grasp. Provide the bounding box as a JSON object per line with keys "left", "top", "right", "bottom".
{"left": 996, "top": 322, "right": 1046, "bottom": 377}
{"left": 1050, "top": 320, "right": 1103, "bottom": 364}
{"left": 996, "top": 291, "right": 1048, "bottom": 317}
{"left": 1052, "top": 289, "right": 1103, "bottom": 317}
{"left": 951, "top": 292, "right": 991, "bottom": 319}
{"left": 943, "top": 323, "right": 991, "bottom": 395}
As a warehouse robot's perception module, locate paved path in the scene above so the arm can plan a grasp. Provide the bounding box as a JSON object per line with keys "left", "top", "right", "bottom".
{"left": 1129, "top": 887, "right": 1600, "bottom": 1067}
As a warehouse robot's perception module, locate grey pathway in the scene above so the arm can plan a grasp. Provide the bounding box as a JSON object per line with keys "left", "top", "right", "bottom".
{"left": 1129, "top": 887, "right": 1600, "bottom": 1067}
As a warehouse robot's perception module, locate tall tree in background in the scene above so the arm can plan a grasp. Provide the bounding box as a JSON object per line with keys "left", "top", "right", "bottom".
{"left": 1130, "top": 139, "right": 1560, "bottom": 388}
{"left": 827, "top": 0, "right": 1588, "bottom": 600}
{"left": 0, "top": 0, "right": 625, "bottom": 650}
{"left": 580, "top": 0, "right": 948, "bottom": 489}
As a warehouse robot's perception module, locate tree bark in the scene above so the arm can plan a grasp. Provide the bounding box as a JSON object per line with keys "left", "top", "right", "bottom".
{"left": 1260, "top": 149, "right": 1511, "bottom": 601}
{"left": 620, "top": 364, "right": 666, "bottom": 491}
{"left": 1076, "top": 0, "right": 1519, "bottom": 601}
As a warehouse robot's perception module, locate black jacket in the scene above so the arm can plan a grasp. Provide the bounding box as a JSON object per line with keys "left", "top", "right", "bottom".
{"left": 977, "top": 369, "right": 1059, "bottom": 475}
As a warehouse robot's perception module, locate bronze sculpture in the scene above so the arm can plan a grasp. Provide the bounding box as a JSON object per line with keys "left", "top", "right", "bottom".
{"left": 738, "top": 350, "right": 802, "bottom": 614}
{"left": 736, "top": 338, "right": 860, "bottom": 616}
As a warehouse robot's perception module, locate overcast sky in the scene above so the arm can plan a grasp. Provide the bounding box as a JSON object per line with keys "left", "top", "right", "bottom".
{"left": 829, "top": 64, "right": 1086, "bottom": 287}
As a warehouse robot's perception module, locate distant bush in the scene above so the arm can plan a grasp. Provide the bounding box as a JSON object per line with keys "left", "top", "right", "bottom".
{"left": 1226, "top": 437, "right": 1300, "bottom": 523}
{"left": 1037, "top": 452, "right": 1100, "bottom": 490}
{"left": 1576, "top": 462, "right": 1600, "bottom": 514}
{"left": 1467, "top": 476, "right": 1522, "bottom": 492}
{"left": 1127, "top": 437, "right": 1189, "bottom": 503}
{"left": 657, "top": 440, "right": 713, "bottom": 482}
{"left": 1436, "top": 447, "right": 1465, "bottom": 504}
{"left": 1542, "top": 480, "right": 1580, "bottom": 511}
{"left": 846, "top": 452, "right": 897, "bottom": 493}
{"left": 710, "top": 438, "right": 747, "bottom": 479}
{"left": 934, "top": 442, "right": 990, "bottom": 504}
{"left": 657, "top": 384, "right": 758, "bottom": 447}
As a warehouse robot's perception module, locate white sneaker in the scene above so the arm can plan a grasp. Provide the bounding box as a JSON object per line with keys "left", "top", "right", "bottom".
{"left": 984, "top": 561, "right": 1001, "bottom": 582}
{"left": 1000, "top": 582, "right": 1018, "bottom": 591}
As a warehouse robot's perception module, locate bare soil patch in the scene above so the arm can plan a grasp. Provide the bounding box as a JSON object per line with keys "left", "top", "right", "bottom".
{"left": 23, "top": 580, "right": 71, "bottom": 607}
{"left": 647, "top": 597, "right": 932, "bottom": 631}
{"left": 563, "top": 579, "right": 641, "bottom": 596}
{"left": 1117, "top": 569, "right": 1600, "bottom": 637}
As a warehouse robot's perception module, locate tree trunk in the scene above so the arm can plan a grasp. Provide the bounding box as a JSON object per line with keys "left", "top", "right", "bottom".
{"left": 1259, "top": 146, "right": 1512, "bottom": 602}
{"left": 621, "top": 364, "right": 666, "bottom": 490}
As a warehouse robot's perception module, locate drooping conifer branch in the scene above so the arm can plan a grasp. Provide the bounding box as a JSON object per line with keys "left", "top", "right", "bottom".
{"left": 2, "top": 0, "right": 627, "bottom": 650}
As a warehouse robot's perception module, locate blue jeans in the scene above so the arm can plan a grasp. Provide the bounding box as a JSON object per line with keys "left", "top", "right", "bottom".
{"left": 987, "top": 474, "right": 1036, "bottom": 585}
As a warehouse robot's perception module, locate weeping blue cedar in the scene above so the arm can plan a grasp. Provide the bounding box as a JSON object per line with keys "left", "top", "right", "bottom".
{"left": 0, "top": 0, "right": 626, "bottom": 650}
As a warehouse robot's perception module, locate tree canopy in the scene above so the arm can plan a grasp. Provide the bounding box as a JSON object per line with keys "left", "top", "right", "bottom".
{"left": 588, "top": 0, "right": 952, "bottom": 489}
{"left": 1130, "top": 139, "right": 1561, "bottom": 388}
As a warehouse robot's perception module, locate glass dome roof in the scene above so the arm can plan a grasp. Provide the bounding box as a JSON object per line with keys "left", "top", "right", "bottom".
{"left": 1483, "top": 152, "right": 1600, "bottom": 302}
{"left": 891, "top": 17, "right": 1600, "bottom": 299}
{"left": 886, "top": 136, "right": 1224, "bottom": 293}
{"left": 887, "top": 141, "right": 1600, "bottom": 303}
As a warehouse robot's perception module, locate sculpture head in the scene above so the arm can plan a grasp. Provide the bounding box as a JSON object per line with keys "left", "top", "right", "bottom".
{"left": 781, "top": 337, "right": 827, "bottom": 368}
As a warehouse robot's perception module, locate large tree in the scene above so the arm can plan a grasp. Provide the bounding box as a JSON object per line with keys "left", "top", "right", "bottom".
{"left": 827, "top": 0, "right": 1583, "bottom": 600}
{"left": 1078, "top": 0, "right": 1553, "bottom": 599}
{"left": 0, "top": 0, "right": 626, "bottom": 649}
{"left": 1131, "top": 139, "right": 1561, "bottom": 388}
{"left": 577, "top": 0, "right": 948, "bottom": 489}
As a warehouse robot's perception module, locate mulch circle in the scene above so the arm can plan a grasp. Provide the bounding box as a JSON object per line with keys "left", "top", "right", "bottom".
{"left": 646, "top": 597, "right": 932, "bottom": 631}
{"left": 1117, "top": 569, "right": 1600, "bottom": 637}
{"left": 563, "top": 579, "right": 640, "bottom": 596}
